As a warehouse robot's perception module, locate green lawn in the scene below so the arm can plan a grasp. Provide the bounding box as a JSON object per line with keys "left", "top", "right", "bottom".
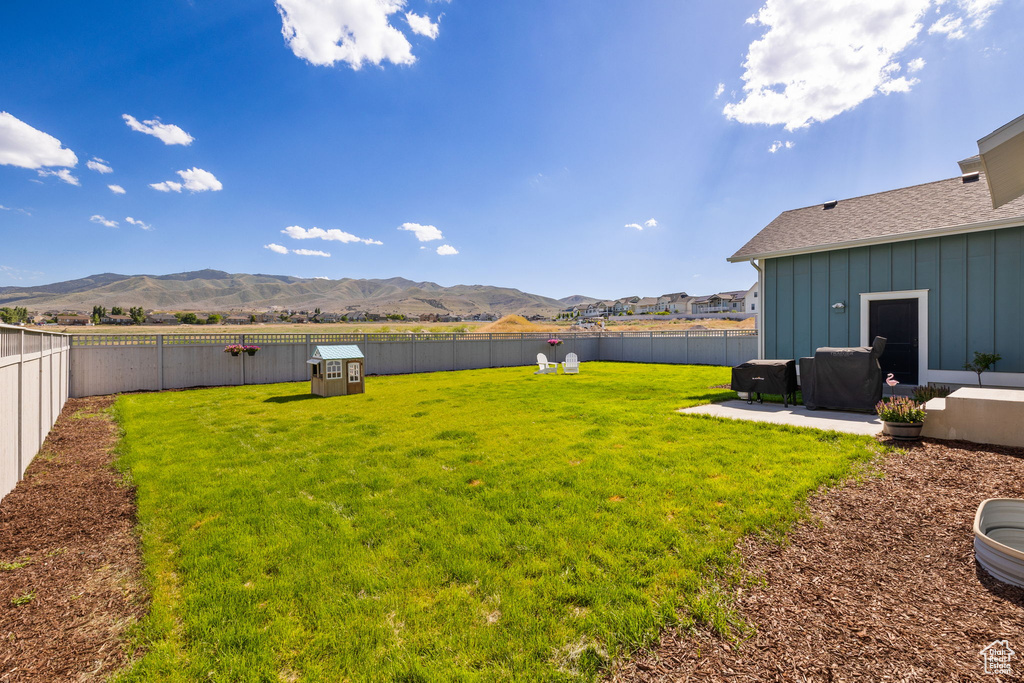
{"left": 113, "top": 363, "right": 877, "bottom": 682}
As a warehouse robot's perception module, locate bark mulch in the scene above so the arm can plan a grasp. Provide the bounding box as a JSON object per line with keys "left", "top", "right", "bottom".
{"left": 612, "top": 438, "right": 1024, "bottom": 682}
{"left": 0, "top": 396, "right": 144, "bottom": 682}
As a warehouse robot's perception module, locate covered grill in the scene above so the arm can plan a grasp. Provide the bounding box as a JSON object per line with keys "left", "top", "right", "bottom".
{"left": 731, "top": 359, "right": 798, "bottom": 407}
{"left": 799, "top": 337, "right": 886, "bottom": 412}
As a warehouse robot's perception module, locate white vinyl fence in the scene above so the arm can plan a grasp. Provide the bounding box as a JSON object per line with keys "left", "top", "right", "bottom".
{"left": 0, "top": 324, "right": 70, "bottom": 500}
{"left": 69, "top": 330, "right": 757, "bottom": 398}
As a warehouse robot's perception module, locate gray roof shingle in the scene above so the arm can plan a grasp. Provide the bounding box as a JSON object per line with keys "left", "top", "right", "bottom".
{"left": 729, "top": 173, "right": 1024, "bottom": 262}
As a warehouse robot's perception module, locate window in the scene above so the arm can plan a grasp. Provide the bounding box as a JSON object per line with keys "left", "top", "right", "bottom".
{"left": 326, "top": 360, "right": 342, "bottom": 379}
{"left": 348, "top": 362, "right": 361, "bottom": 383}
{"left": 751, "top": 304, "right": 755, "bottom": 311}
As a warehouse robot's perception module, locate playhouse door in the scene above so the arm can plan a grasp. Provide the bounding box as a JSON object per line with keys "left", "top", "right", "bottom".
{"left": 347, "top": 361, "right": 364, "bottom": 394}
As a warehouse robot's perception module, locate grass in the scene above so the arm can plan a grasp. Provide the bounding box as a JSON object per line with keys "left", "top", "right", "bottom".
{"left": 112, "top": 363, "right": 877, "bottom": 681}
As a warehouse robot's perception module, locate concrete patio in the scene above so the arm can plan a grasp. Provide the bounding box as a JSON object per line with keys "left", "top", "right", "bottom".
{"left": 680, "top": 400, "right": 883, "bottom": 436}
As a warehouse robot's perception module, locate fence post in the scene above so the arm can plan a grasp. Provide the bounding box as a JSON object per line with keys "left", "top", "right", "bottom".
{"left": 38, "top": 333, "right": 43, "bottom": 461}
{"left": 650, "top": 332, "right": 654, "bottom": 364}
{"left": 452, "top": 333, "right": 457, "bottom": 371}
{"left": 17, "top": 330, "right": 24, "bottom": 478}
{"left": 412, "top": 332, "right": 417, "bottom": 373}
{"left": 489, "top": 334, "right": 493, "bottom": 368}
{"left": 722, "top": 330, "right": 728, "bottom": 366}
{"left": 157, "top": 335, "right": 164, "bottom": 391}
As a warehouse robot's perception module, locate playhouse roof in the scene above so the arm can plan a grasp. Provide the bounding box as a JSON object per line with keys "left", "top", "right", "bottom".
{"left": 312, "top": 345, "right": 364, "bottom": 360}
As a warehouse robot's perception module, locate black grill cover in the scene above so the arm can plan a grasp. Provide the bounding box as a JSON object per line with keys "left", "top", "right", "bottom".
{"left": 800, "top": 337, "right": 886, "bottom": 411}
{"left": 731, "top": 359, "right": 798, "bottom": 405}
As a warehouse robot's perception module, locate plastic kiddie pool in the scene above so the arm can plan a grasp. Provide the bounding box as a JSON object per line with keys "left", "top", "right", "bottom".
{"left": 974, "top": 499, "right": 1024, "bottom": 588}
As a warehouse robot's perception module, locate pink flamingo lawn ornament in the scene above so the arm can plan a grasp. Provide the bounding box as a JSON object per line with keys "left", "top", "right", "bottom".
{"left": 885, "top": 373, "right": 899, "bottom": 387}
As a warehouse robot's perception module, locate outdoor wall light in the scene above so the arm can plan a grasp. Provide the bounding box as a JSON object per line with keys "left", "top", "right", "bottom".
{"left": 832, "top": 302, "right": 846, "bottom": 311}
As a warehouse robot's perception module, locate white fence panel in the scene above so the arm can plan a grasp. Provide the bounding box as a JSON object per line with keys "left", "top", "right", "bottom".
{"left": 0, "top": 324, "right": 71, "bottom": 501}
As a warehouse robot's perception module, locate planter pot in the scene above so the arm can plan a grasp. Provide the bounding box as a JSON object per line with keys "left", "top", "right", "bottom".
{"left": 245, "top": 350, "right": 257, "bottom": 356}
{"left": 230, "top": 351, "right": 240, "bottom": 356}
{"left": 883, "top": 421, "right": 924, "bottom": 440}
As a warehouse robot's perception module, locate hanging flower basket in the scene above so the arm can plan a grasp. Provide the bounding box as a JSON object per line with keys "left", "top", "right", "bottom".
{"left": 224, "top": 344, "right": 244, "bottom": 356}
{"left": 243, "top": 345, "right": 260, "bottom": 356}
{"left": 547, "top": 338, "right": 563, "bottom": 347}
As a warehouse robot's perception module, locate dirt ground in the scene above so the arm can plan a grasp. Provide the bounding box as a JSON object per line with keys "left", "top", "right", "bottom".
{"left": 0, "top": 396, "right": 144, "bottom": 682}
{"left": 611, "top": 437, "right": 1024, "bottom": 682}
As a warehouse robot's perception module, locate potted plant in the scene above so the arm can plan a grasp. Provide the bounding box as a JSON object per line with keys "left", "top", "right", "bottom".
{"left": 875, "top": 396, "right": 927, "bottom": 440}
{"left": 224, "top": 344, "right": 244, "bottom": 356}
{"left": 547, "top": 338, "right": 563, "bottom": 347}
{"left": 243, "top": 344, "right": 260, "bottom": 356}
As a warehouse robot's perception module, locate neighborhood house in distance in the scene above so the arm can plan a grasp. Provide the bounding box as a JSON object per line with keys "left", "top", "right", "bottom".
{"left": 731, "top": 112, "right": 1024, "bottom": 389}
{"left": 0, "top": 269, "right": 757, "bottom": 326}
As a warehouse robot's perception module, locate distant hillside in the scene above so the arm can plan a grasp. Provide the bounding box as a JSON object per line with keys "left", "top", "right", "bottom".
{"left": 557, "top": 294, "right": 599, "bottom": 307}
{"left": 0, "top": 270, "right": 578, "bottom": 317}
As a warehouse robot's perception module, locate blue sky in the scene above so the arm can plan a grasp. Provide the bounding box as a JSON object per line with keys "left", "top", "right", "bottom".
{"left": 2, "top": 0, "right": 1023, "bottom": 300}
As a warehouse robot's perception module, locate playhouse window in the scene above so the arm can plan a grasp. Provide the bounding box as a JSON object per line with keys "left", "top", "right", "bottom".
{"left": 326, "top": 360, "right": 343, "bottom": 379}
{"left": 348, "top": 362, "right": 361, "bottom": 383}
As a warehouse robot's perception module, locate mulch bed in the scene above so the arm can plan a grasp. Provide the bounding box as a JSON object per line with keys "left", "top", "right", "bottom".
{"left": 612, "top": 437, "right": 1024, "bottom": 682}
{"left": 0, "top": 396, "right": 144, "bottom": 682}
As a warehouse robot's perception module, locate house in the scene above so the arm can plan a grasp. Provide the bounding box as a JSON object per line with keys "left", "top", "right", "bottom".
{"left": 729, "top": 114, "right": 1024, "bottom": 387}
{"left": 347, "top": 311, "right": 367, "bottom": 322}
{"left": 663, "top": 292, "right": 693, "bottom": 314}
{"left": 635, "top": 297, "right": 663, "bottom": 314}
{"left": 289, "top": 314, "right": 309, "bottom": 324}
{"left": 146, "top": 313, "right": 179, "bottom": 325}
{"left": 743, "top": 283, "right": 759, "bottom": 314}
{"left": 317, "top": 312, "right": 342, "bottom": 323}
{"left": 225, "top": 315, "right": 251, "bottom": 325}
{"left": 100, "top": 314, "right": 132, "bottom": 325}
{"left": 56, "top": 314, "right": 91, "bottom": 326}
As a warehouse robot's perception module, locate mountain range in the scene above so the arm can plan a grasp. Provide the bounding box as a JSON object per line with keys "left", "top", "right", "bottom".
{"left": 0, "top": 270, "right": 598, "bottom": 317}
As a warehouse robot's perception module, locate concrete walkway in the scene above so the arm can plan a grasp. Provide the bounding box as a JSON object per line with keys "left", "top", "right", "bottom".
{"left": 679, "top": 400, "right": 883, "bottom": 436}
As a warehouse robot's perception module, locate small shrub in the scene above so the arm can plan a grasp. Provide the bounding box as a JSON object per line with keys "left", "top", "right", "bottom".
{"left": 875, "top": 396, "right": 926, "bottom": 423}
{"left": 964, "top": 351, "right": 1002, "bottom": 387}
{"left": 912, "top": 384, "right": 952, "bottom": 403}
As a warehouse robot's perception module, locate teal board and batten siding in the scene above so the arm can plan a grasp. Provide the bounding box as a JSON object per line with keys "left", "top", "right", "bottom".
{"left": 763, "top": 225, "right": 1024, "bottom": 373}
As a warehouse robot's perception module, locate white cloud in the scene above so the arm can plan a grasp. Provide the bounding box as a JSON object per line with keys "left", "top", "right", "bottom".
{"left": 38, "top": 168, "right": 80, "bottom": 185}
{"left": 293, "top": 248, "right": 332, "bottom": 257}
{"left": 907, "top": 57, "right": 926, "bottom": 72}
{"left": 150, "top": 168, "right": 222, "bottom": 193}
{"left": 436, "top": 244, "right": 458, "bottom": 255}
{"left": 90, "top": 214, "right": 118, "bottom": 228}
{"left": 108, "top": 184, "right": 126, "bottom": 194}
{"left": 0, "top": 265, "right": 44, "bottom": 281}
{"left": 959, "top": 0, "right": 1002, "bottom": 27}
{"left": 724, "top": 0, "right": 936, "bottom": 130}
{"left": 644, "top": 218, "right": 658, "bottom": 228}
{"left": 0, "top": 112, "right": 78, "bottom": 169}
{"left": 275, "top": 0, "right": 417, "bottom": 69}
{"left": 625, "top": 223, "right": 643, "bottom": 231}
{"left": 265, "top": 243, "right": 290, "bottom": 254}
{"left": 928, "top": 13, "right": 965, "bottom": 38}
{"left": 177, "top": 167, "right": 222, "bottom": 192}
{"left": 406, "top": 12, "right": 439, "bottom": 38}
{"left": 398, "top": 222, "right": 443, "bottom": 241}
{"left": 150, "top": 180, "right": 183, "bottom": 193}
{"left": 714, "top": 83, "right": 725, "bottom": 98}
{"left": 0, "top": 205, "right": 6, "bottom": 210}
{"left": 282, "top": 225, "right": 382, "bottom": 245}
{"left": 86, "top": 157, "right": 113, "bottom": 174}
{"left": 122, "top": 114, "right": 194, "bottom": 145}
{"left": 125, "top": 216, "right": 153, "bottom": 231}
{"left": 768, "top": 140, "right": 795, "bottom": 153}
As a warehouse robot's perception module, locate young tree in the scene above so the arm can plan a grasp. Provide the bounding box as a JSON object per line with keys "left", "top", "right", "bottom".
{"left": 964, "top": 351, "right": 1002, "bottom": 387}
{"left": 92, "top": 305, "right": 107, "bottom": 320}
{"left": 129, "top": 307, "right": 146, "bottom": 324}
{"left": 178, "top": 312, "right": 199, "bottom": 324}
{"left": 111, "top": 306, "right": 124, "bottom": 315}
{"left": 206, "top": 313, "right": 222, "bottom": 324}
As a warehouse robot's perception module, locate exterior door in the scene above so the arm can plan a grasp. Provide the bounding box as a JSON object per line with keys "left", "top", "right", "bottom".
{"left": 347, "top": 361, "right": 364, "bottom": 394}
{"left": 868, "top": 298, "right": 918, "bottom": 384}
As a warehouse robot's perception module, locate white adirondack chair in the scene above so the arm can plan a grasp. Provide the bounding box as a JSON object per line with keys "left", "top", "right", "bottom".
{"left": 534, "top": 353, "right": 558, "bottom": 374}
{"left": 562, "top": 352, "right": 579, "bottom": 374}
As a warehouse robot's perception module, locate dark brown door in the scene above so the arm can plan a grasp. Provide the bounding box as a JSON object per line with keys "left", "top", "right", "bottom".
{"left": 869, "top": 298, "right": 918, "bottom": 384}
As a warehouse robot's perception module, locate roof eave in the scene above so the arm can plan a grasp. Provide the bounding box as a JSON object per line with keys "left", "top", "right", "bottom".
{"left": 727, "top": 214, "right": 1024, "bottom": 263}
